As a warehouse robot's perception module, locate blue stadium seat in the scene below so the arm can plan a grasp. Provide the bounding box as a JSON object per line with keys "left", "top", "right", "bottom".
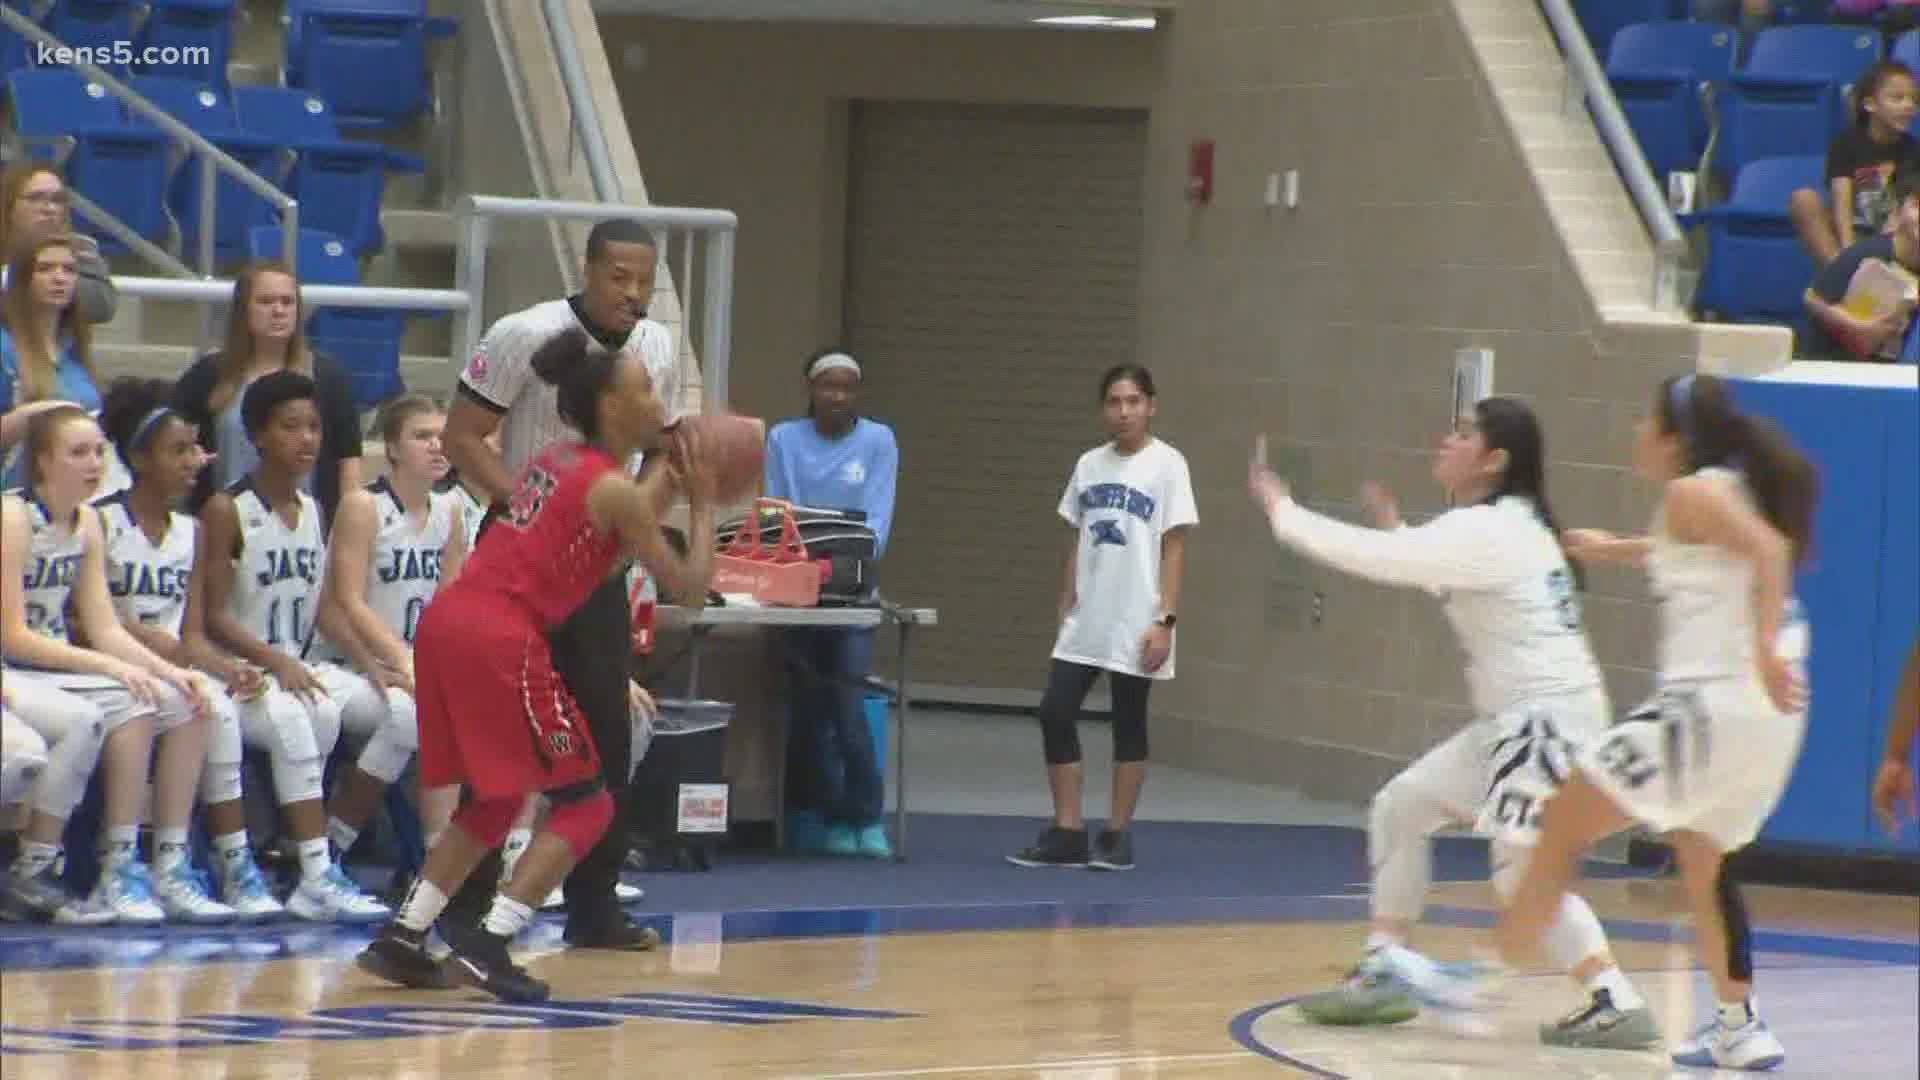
{"left": 1893, "top": 30, "right": 1920, "bottom": 71}
{"left": 136, "top": 0, "right": 237, "bottom": 84}
{"left": 249, "top": 225, "right": 408, "bottom": 408}
{"left": 1695, "top": 156, "right": 1825, "bottom": 330}
{"left": 282, "top": 0, "right": 456, "bottom": 131}
{"left": 41, "top": 0, "right": 137, "bottom": 75}
{"left": 129, "top": 75, "right": 280, "bottom": 263}
{"left": 6, "top": 68, "right": 171, "bottom": 251}
{"left": 1572, "top": 0, "right": 1683, "bottom": 62}
{"left": 1608, "top": 22, "right": 1741, "bottom": 180}
{"left": 232, "top": 85, "right": 424, "bottom": 256}
{"left": 1713, "top": 27, "right": 1881, "bottom": 181}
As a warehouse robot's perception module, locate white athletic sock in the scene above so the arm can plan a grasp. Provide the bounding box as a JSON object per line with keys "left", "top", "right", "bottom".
{"left": 326, "top": 817, "right": 361, "bottom": 858}
{"left": 13, "top": 841, "right": 59, "bottom": 877}
{"left": 153, "top": 828, "right": 191, "bottom": 875}
{"left": 99, "top": 826, "right": 139, "bottom": 869}
{"left": 212, "top": 830, "right": 252, "bottom": 882}
{"left": 499, "top": 829, "right": 532, "bottom": 884}
{"left": 396, "top": 877, "right": 448, "bottom": 933}
{"left": 1586, "top": 966, "right": 1644, "bottom": 1010}
{"left": 296, "top": 837, "right": 333, "bottom": 882}
{"left": 1717, "top": 998, "right": 1756, "bottom": 1028}
{"left": 481, "top": 894, "right": 534, "bottom": 939}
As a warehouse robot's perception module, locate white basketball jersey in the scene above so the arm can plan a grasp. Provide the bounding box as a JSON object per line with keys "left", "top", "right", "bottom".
{"left": 228, "top": 480, "right": 326, "bottom": 660}
{"left": 14, "top": 495, "right": 84, "bottom": 646}
{"left": 361, "top": 479, "right": 456, "bottom": 644}
{"left": 1649, "top": 467, "right": 1810, "bottom": 683}
{"left": 98, "top": 495, "right": 196, "bottom": 638}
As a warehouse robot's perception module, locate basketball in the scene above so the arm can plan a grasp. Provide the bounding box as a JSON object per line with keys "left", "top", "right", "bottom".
{"left": 671, "top": 412, "right": 765, "bottom": 503}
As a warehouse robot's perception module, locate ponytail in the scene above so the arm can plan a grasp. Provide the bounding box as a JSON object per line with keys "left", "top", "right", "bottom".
{"left": 1659, "top": 375, "right": 1818, "bottom": 566}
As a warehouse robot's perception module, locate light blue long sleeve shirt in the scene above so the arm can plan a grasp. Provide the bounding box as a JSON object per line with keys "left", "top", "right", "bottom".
{"left": 763, "top": 417, "right": 898, "bottom": 555}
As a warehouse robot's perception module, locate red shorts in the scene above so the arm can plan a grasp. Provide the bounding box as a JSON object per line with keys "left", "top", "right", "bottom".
{"left": 414, "top": 587, "right": 602, "bottom": 800}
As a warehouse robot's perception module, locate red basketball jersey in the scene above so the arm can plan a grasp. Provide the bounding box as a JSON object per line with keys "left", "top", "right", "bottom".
{"left": 458, "top": 441, "right": 624, "bottom": 627}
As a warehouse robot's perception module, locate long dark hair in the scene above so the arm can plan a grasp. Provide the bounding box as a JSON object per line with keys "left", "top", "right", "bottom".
{"left": 1656, "top": 374, "right": 1818, "bottom": 566}
{"left": 1474, "top": 396, "right": 1580, "bottom": 586}
{"left": 531, "top": 328, "right": 617, "bottom": 443}
{"left": 1853, "top": 60, "right": 1915, "bottom": 129}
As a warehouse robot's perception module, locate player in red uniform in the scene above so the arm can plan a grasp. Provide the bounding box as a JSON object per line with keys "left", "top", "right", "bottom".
{"left": 356, "top": 328, "right": 716, "bottom": 1002}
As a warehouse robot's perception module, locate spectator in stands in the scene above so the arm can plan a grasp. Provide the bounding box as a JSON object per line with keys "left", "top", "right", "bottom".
{"left": 1692, "top": 0, "right": 1772, "bottom": 34}
{"left": 765, "top": 348, "right": 899, "bottom": 859}
{"left": 0, "top": 235, "right": 102, "bottom": 488}
{"left": 1, "top": 404, "right": 218, "bottom": 925}
{"left": 95, "top": 377, "right": 284, "bottom": 921}
{"left": 172, "top": 263, "right": 363, "bottom": 528}
{"left": 1790, "top": 61, "right": 1919, "bottom": 268}
{"left": 1804, "top": 173, "right": 1920, "bottom": 359}
{"left": 0, "top": 163, "right": 116, "bottom": 326}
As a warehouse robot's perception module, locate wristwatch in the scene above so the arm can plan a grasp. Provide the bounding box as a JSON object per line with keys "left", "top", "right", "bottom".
{"left": 1156, "top": 612, "right": 1177, "bottom": 629}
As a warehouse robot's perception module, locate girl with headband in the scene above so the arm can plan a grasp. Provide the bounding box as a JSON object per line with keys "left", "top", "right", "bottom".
{"left": 765, "top": 348, "right": 898, "bottom": 858}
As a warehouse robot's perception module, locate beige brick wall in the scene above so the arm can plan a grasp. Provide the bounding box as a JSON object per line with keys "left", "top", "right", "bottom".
{"left": 1140, "top": 1, "right": 1695, "bottom": 801}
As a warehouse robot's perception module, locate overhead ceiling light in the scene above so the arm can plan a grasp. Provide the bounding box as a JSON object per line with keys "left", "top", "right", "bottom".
{"left": 1034, "top": 14, "right": 1157, "bottom": 29}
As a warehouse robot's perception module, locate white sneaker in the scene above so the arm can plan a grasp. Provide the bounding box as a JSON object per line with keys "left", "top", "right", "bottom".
{"left": 286, "top": 865, "right": 390, "bottom": 924}
{"left": 1671, "top": 1016, "right": 1787, "bottom": 1071}
{"left": 539, "top": 886, "right": 566, "bottom": 912}
{"left": 616, "top": 882, "right": 645, "bottom": 903}
{"left": 91, "top": 861, "right": 167, "bottom": 926}
{"left": 219, "top": 855, "right": 286, "bottom": 922}
{"left": 152, "top": 863, "right": 239, "bottom": 925}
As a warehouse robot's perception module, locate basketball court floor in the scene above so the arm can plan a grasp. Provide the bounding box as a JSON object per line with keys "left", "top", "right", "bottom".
{"left": 4, "top": 712, "right": 1916, "bottom": 1078}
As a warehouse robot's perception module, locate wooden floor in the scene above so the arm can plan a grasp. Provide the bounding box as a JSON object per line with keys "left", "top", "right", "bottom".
{"left": 1, "top": 879, "right": 1914, "bottom": 1078}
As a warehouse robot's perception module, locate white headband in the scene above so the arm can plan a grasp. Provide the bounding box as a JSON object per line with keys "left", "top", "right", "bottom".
{"left": 808, "top": 352, "right": 861, "bottom": 381}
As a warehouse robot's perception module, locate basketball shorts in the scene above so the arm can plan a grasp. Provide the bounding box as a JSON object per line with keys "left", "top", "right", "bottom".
{"left": 1576, "top": 677, "right": 1806, "bottom": 851}
{"left": 413, "top": 588, "right": 602, "bottom": 801}
{"left": 1471, "top": 686, "right": 1612, "bottom": 848}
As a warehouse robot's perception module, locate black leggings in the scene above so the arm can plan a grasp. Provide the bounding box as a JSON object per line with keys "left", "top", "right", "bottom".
{"left": 1038, "top": 659, "right": 1152, "bottom": 766}
{"left": 1717, "top": 861, "right": 1755, "bottom": 983}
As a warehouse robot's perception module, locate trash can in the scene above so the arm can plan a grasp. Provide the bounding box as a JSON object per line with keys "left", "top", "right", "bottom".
{"left": 628, "top": 699, "right": 732, "bottom": 872}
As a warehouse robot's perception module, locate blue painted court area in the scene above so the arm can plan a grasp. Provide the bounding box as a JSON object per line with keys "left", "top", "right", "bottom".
{"left": 0, "top": 816, "right": 1911, "bottom": 974}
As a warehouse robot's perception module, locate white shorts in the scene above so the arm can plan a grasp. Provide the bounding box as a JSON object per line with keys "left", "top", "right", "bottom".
{"left": 1473, "top": 686, "right": 1614, "bottom": 847}
{"left": 1, "top": 668, "right": 195, "bottom": 733}
{"left": 1389, "top": 686, "right": 1610, "bottom": 841}
{"left": 1576, "top": 677, "right": 1805, "bottom": 852}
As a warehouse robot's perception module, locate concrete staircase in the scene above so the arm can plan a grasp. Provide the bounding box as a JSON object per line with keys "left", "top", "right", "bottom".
{"left": 1450, "top": 0, "right": 1795, "bottom": 378}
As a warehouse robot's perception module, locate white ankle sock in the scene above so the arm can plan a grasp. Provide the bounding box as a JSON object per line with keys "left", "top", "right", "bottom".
{"left": 396, "top": 878, "right": 448, "bottom": 933}
{"left": 1717, "top": 998, "right": 1755, "bottom": 1028}
{"left": 99, "top": 825, "right": 139, "bottom": 868}
{"left": 1585, "top": 966, "right": 1644, "bottom": 1010}
{"left": 482, "top": 895, "right": 534, "bottom": 939}
{"left": 326, "top": 817, "right": 361, "bottom": 857}
{"left": 153, "top": 828, "right": 191, "bottom": 874}
{"left": 297, "top": 837, "right": 332, "bottom": 881}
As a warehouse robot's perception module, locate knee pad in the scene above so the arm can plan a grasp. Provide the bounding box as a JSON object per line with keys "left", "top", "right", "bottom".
{"left": 30, "top": 708, "right": 105, "bottom": 821}
{"left": 1717, "top": 867, "right": 1755, "bottom": 982}
{"left": 544, "top": 782, "right": 614, "bottom": 862}
{"left": 247, "top": 693, "right": 327, "bottom": 805}
{"left": 355, "top": 690, "right": 418, "bottom": 785}
{"left": 198, "top": 693, "right": 245, "bottom": 805}
{"left": 452, "top": 795, "right": 521, "bottom": 851}
{"left": 1493, "top": 841, "right": 1610, "bottom": 971}
{"left": 1, "top": 712, "right": 49, "bottom": 806}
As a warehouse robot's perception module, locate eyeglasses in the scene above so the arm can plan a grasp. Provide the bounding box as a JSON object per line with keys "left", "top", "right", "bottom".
{"left": 19, "top": 191, "right": 70, "bottom": 207}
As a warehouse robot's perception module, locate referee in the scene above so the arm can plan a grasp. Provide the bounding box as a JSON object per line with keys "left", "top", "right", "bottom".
{"left": 440, "top": 218, "right": 678, "bottom": 950}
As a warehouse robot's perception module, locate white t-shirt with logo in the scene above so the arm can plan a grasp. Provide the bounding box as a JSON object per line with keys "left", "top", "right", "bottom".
{"left": 1051, "top": 438, "right": 1198, "bottom": 681}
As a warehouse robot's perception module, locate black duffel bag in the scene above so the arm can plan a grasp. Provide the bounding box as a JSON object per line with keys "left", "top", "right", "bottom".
{"left": 715, "top": 502, "right": 878, "bottom": 606}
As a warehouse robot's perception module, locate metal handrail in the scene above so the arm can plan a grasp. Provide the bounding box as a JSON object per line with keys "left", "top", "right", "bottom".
{"left": 0, "top": 5, "right": 299, "bottom": 278}
{"left": 1538, "top": 0, "right": 1687, "bottom": 311}
{"left": 455, "top": 194, "right": 738, "bottom": 410}
{"left": 113, "top": 276, "right": 469, "bottom": 310}
{"left": 539, "top": 0, "right": 617, "bottom": 202}
{"left": 67, "top": 188, "right": 194, "bottom": 278}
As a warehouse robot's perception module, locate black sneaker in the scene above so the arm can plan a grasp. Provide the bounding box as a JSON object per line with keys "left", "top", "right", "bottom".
{"left": 356, "top": 923, "right": 451, "bottom": 990}
{"left": 1088, "top": 829, "right": 1134, "bottom": 871}
{"left": 445, "top": 928, "right": 549, "bottom": 1002}
{"left": 1005, "top": 827, "right": 1089, "bottom": 868}
{"left": 562, "top": 909, "right": 662, "bottom": 951}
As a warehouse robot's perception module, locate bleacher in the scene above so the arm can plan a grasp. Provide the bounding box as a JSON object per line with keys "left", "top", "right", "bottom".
{"left": 1, "top": 0, "right": 466, "bottom": 899}
{"left": 0, "top": 0, "right": 456, "bottom": 409}
{"left": 1574, "top": 0, "right": 1920, "bottom": 354}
